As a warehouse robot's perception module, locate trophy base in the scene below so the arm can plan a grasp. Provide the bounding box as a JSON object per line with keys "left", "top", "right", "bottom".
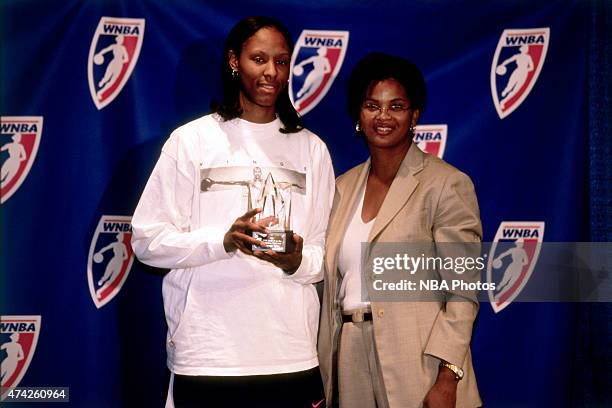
{"left": 252, "top": 230, "right": 295, "bottom": 253}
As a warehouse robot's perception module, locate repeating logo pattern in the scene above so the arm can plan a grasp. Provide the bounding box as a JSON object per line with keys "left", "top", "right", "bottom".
{"left": 0, "top": 116, "right": 43, "bottom": 204}
{"left": 1, "top": 315, "right": 41, "bottom": 400}
{"left": 0, "top": 7, "right": 568, "bottom": 397}
{"left": 87, "top": 215, "right": 134, "bottom": 308}
{"left": 491, "top": 28, "right": 550, "bottom": 119}
{"left": 487, "top": 222, "right": 545, "bottom": 313}
{"left": 289, "top": 30, "right": 349, "bottom": 115}
{"left": 413, "top": 124, "right": 447, "bottom": 159}
{"left": 88, "top": 17, "right": 145, "bottom": 110}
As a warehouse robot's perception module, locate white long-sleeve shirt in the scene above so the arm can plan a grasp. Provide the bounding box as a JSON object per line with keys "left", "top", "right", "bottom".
{"left": 132, "top": 114, "right": 335, "bottom": 376}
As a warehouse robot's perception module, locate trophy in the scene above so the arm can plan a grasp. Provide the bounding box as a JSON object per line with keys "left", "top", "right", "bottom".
{"left": 249, "top": 169, "right": 295, "bottom": 253}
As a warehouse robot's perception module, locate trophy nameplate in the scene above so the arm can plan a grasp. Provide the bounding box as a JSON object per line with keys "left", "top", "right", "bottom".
{"left": 252, "top": 230, "right": 295, "bottom": 253}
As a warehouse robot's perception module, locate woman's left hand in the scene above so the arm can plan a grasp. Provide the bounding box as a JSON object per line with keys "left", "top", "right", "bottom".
{"left": 423, "top": 367, "right": 458, "bottom": 408}
{"left": 253, "top": 233, "right": 303, "bottom": 274}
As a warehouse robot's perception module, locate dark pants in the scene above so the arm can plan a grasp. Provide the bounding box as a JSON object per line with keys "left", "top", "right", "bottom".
{"left": 172, "top": 367, "right": 326, "bottom": 408}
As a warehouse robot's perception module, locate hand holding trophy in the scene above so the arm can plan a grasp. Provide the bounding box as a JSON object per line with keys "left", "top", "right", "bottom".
{"left": 250, "top": 171, "right": 295, "bottom": 253}
{"left": 253, "top": 232, "right": 303, "bottom": 275}
{"left": 223, "top": 168, "right": 303, "bottom": 273}
{"left": 223, "top": 208, "right": 270, "bottom": 255}
{"left": 247, "top": 170, "right": 303, "bottom": 274}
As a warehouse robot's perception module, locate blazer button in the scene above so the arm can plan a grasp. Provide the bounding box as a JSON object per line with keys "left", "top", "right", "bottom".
{"left": 377, "top": 309, "right": 385, "bottom": 318}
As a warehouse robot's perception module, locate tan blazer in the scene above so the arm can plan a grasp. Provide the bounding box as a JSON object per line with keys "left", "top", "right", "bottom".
{"left": 318, "top": 143, "right": 483, "bottom": 408}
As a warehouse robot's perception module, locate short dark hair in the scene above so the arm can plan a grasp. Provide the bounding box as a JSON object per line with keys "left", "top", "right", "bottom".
{"left": 212, "top": 16, "right": 303, "bottom": 134}
{"left": 347, "top": 52, "right": 427, "bottom": 124}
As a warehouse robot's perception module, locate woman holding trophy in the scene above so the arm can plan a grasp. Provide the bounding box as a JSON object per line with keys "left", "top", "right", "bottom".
{"left": 132, "top": 16, "right": 334, "bottom": 407}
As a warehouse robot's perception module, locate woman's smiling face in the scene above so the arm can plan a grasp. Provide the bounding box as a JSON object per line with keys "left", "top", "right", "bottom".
{"left": 359, "top": 78, "right": 420, "bottom": 151}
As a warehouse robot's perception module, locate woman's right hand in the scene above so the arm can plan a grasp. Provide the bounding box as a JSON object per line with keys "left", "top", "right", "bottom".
{"left": 223, "top": 208, "right": 271, "bottom": 255}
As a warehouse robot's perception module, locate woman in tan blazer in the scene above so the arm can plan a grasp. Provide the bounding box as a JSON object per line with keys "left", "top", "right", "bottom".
{"left": 318, "top": 53, "right": 482, "bottom": 408}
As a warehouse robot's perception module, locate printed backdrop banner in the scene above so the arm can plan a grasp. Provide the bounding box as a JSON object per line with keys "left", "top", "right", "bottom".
{"left": 0, "top": 0, "right": 602, "bottom": 406}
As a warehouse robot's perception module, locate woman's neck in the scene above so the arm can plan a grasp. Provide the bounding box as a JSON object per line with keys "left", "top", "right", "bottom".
{"left": 369, "top": 142, "right": 411, "bottom": 185}
{"left": 239, "top": 93, "right": 276, "bottom": 123}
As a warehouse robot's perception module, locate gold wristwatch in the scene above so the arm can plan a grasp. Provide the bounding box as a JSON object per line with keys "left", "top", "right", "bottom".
{"left": 440, "top": 361, "right": 464, "bottom": 380}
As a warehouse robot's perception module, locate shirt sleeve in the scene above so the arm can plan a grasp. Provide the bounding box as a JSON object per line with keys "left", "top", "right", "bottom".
{"left": 284, "top": 140, "right": 335, "bottom": 285}
{"left": 131, "top": 133, "right": 232, "bottom": 269}
{"left": 423, "top": 170, "right": 482, "bottom": 367}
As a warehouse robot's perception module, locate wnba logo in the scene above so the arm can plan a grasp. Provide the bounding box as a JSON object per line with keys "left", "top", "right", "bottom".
{"left": 413, "top": 124, "right": 447, "bottom": 159}
{"left": 0, "top": 116, "right": 43, "bottom": 204}
{"left": 87, "top": 17, "right": 145, "bottom": 110}
{"left": 1, "top": 316, "right": 41, "bottom": 401}
{"left": 486, "top": 222, "right": 545, "bottom": 313}
{"left": 490, "top": 28, "right": 550, "bottom": 119}
{"left": 87, "top": 215, "right": 135, "bottom": 308}
{"left": 289, "top": 30, "right": 349, "bottom": 115}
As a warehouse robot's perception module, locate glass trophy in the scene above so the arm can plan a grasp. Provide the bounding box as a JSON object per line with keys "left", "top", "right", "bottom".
{"left": 249, "top": 170, "right": 295, "bottom": 253}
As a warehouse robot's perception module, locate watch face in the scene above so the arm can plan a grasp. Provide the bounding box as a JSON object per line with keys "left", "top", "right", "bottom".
{"left": 457, "top": 367, "right": 464, "bottom": 378}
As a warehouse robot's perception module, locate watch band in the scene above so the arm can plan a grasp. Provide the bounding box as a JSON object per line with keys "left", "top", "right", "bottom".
{"left": 440, "top": 361, "right": 464, "bottom": 380}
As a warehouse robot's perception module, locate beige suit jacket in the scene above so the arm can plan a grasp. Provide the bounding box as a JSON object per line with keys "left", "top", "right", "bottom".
{"left": 318, "top": 143, "right": 483, "bottom": 408}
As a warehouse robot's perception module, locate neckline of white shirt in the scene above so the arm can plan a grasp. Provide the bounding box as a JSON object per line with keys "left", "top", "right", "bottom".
{"left": 226, "top": 116, "right": 284, "bottom": 138}
{"left": 357, "top": 182, "right": 376, "bottom": 226}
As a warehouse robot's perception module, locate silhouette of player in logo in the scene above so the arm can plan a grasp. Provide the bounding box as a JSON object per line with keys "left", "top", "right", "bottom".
{"left": 496, "top": 45, "right": 534, "bottom": 109}
{"left": 293, "top": 47, "right": 331, "bottom": 108}
{"left": 492, "top": 240, "right": 529, "bottom": 300}
{"left": 1, "top": 333, "right": 24, "bottom": 384}
{"left": 1, "top": 133, "right": 27, "bottom": 188}
{"left": 94, "top": 232, "right": 129, "bottom": 299}
{"left": 95, "top": 34, "right": 130, "bottom": 100}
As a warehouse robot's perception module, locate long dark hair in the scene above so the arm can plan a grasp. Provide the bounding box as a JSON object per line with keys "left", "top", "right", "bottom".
{"left": 212, "top": 16, "right": 303, "bottom": 134}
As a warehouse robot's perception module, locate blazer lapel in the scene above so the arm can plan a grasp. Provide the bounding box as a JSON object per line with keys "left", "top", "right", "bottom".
{"left": 326, "top": 160, "right": 371, "bottom": 297}
{"left": 368, "top": 143, "right": 424, "bottom": 242}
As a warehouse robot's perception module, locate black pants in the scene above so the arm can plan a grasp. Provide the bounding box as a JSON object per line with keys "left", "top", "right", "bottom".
{"left": 172, "top": 367, "right": 326, "bottom": 408}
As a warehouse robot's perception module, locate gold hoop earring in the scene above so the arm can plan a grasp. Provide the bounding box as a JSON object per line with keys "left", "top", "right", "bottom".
{"left": 355, "top": 122, "right": 362, "bottom": 132}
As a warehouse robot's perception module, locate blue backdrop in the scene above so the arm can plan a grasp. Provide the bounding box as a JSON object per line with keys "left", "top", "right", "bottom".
{"left": 1, "top": 0, "right": 610, "bottom": 406}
